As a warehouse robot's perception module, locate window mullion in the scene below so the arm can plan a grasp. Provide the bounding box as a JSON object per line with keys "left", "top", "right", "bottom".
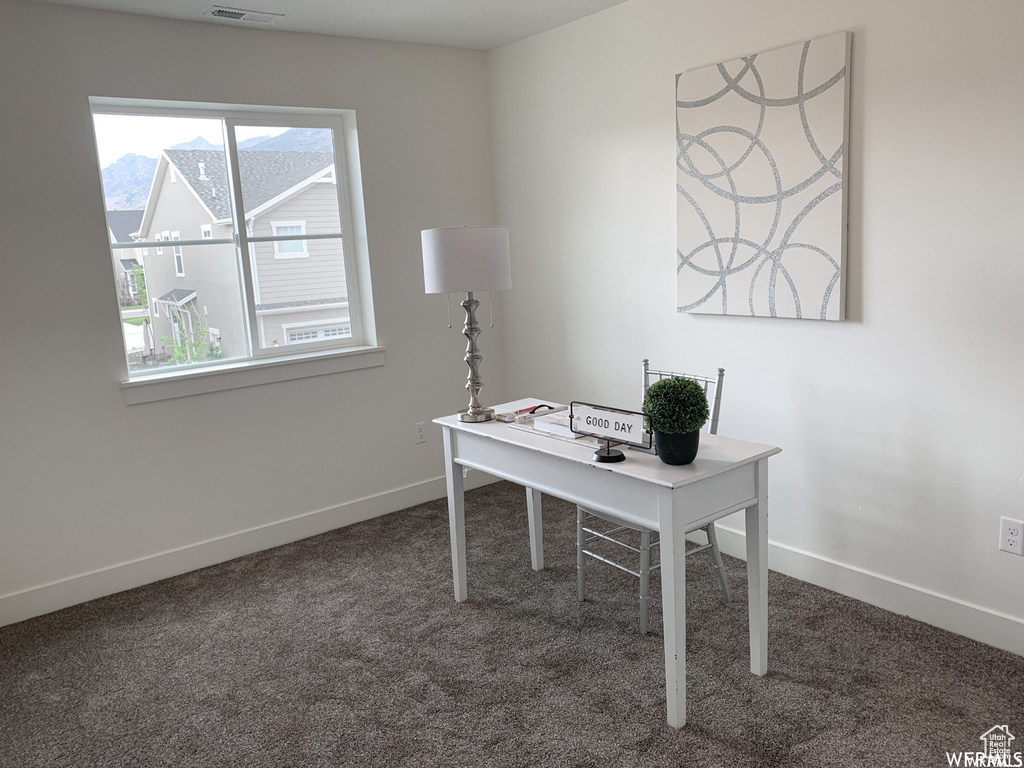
{"left": 247, "top": 232, "right": 341, "bottom": 244}
{"left": 222, "top": 118, "right": 259, "bottom": 358}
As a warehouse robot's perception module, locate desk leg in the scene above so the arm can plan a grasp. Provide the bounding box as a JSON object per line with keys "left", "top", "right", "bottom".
{"left": 746, "top": 459, "right": 769, "bottom": 676}
{"left": 659, "top": 494, "right": 687, "bottom": 729}
{"left": 442, "top": 426, "right": 467, "bottom": 603}
{"left": 526, "top": 487, "right": 544, "bottom": 571}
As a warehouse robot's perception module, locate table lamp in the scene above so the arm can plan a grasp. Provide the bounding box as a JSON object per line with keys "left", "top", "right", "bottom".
{"left": 422, "top": 226, "right": 511, "bottom": 422}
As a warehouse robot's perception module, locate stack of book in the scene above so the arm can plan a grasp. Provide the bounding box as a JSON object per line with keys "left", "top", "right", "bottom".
{"left": 509, "top": 410, "right": 601, "bottom": 448}
{"left": 529, "top": 411, "right": 577, "bottom": 438}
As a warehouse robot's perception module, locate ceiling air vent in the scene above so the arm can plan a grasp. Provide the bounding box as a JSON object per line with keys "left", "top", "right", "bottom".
{"left": 205, "top": 6, "right": 284, "bottom": 24}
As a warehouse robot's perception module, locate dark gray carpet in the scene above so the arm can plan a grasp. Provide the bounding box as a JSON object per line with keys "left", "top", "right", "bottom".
{"left": 1, "top": 481, "right": 1021, "bottom": 767}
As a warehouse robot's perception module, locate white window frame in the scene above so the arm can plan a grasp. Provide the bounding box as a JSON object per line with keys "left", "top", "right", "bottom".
{"left": 154, "top": 232, "right": 163, "bottom": 255}
{"left": 91, "top": 96, "right": 382, "bottom": 404}
{"left": 201, "top": 224, "right": 212, "bottom": 239}
{"left": 172, "top": 231, "right": 184, "bottom": 276}
{"left": 271, "top": 220, "right": 309, "bottom": 259}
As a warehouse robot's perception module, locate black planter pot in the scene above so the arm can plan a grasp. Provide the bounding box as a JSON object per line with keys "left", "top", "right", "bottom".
{"left": 654, "top": 430, "right": 700, "bottom": 465}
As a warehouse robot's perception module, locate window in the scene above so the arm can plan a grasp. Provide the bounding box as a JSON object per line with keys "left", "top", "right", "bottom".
{"left": 172, "top": 231, "right": 184, "bottom": 276}
{"left": 92, "top": 97, "right": 379, "bottom": 397}
{"left": 272, "top": 221, "right": 308, "bottom": 258}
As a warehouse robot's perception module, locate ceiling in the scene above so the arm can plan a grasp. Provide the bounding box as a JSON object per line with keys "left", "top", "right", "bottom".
{"left": 30, "top": 0, "right": 630, "bottom": 49}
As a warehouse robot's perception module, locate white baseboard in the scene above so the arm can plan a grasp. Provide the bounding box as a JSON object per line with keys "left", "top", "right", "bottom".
{"left": 712, "top": 524, "right": 1024, "bottom": 657}
{"left": 0, "top": 472, "right": 498, "bottom": 629}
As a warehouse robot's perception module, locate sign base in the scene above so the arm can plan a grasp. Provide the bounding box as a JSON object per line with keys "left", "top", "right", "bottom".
{"left": 593, "top": 446, "right": 625, "bottom": 463}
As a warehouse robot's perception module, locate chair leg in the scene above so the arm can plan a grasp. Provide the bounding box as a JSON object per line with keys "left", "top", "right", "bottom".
{"left": 705, "top": 523, "right": 730, "bottom": 603}
{"left": 639, "top": 529, "right": 651, "bottom": 635}
{"left": 576, "top": 506, "right": 586, "bottom": 602}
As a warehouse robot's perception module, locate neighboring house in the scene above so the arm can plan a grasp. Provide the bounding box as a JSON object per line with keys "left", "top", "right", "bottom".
{"left": 105, "top": 209, "right": 145, "bottom": 304}
{"left": 136, "top": 148, "right": 350, "bottom": 364}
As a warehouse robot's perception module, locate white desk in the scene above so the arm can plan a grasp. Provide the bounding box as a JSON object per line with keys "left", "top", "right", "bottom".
{"left": 434, "top": 398, "right": 780, "bottom": 728}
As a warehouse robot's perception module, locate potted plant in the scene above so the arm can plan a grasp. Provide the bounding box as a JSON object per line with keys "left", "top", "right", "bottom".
{"left": 642, "top": 376, "right": 710, "bottom": 465}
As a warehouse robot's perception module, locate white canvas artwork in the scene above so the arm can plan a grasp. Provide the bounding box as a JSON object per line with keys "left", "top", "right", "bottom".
{"left": 676, "top": 32, "right": 851, "bottom": 320}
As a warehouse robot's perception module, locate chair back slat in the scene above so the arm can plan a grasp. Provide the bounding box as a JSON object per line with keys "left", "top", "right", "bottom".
{"left": 641, "top": 358, "right": 725, "bottom": 436}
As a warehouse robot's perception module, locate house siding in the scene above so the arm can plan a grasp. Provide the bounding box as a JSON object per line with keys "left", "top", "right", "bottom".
{"left": 251, "top": 180, "right": 348, "bottom": 307}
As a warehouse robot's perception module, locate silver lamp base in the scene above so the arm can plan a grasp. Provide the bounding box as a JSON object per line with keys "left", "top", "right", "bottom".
{"left": 455, "top": 291, "right": 495, "bottom": 423}
{"left": 458, "top": 407, "right": 495, "bottom": 423}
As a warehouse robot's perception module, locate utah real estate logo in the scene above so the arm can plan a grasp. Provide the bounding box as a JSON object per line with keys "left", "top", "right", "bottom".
{"left": 946, "top": 726, "right": 1022, "bottom": 767}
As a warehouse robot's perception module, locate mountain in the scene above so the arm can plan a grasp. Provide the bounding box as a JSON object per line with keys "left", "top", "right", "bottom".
{"left": 245, "top": 128, "right": 333, "bottom": 153}
{"left": 168, "top": 129, "right": 331, "bottom": 154}
{"left": 170, "top": 136, "right": 220, "bottom": 151}
{"left": 101, "top": 153, "right": 158, "bottom": 211}
{"left": 171, "top": 135, "right": 274, "bottom": 150}
{"left": 237, "top": 135, "right": 272, "bottom": 149}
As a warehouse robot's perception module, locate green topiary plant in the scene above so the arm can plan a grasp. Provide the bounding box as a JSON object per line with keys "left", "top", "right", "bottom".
{"left": 642, "top": 376, "right": 710, "bottom": 435}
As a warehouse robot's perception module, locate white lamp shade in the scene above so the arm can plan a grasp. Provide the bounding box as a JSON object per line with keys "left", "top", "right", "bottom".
{"left": 422, "top": 226, "right": 512, "bottom": 294}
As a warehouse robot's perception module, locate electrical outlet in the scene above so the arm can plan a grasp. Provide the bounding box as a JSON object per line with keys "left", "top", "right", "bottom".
{"left": 413, "top": 421, "right": 427, "bottom": 445}
{"left": 1000, "top": 516, "right": 1024, "bottom": 556}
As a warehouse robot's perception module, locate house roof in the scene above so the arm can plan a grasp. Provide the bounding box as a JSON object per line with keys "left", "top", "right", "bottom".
{"left": 118, "top": 258, "right": 140, "bottom": 272}
{"left": 156, "top": 289, "right": 198, "bottom": 306}
{"left": 163, "top": 150, "right": 333, "bottom": 221}
{"left": 106, "top": 209, "right": 145, "bottom": 242}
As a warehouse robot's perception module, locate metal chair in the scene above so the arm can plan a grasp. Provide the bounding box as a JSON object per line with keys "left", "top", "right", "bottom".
{"left": 576, "top": 360, "right": 729, "bottom": 634}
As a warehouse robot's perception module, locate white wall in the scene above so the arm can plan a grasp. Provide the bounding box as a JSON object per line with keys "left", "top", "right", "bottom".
{"left": 490, "top": 0, "right": 1024, "bottom": 653}
{"left": 0, "top": 0, "right": 507, "bottom": 624}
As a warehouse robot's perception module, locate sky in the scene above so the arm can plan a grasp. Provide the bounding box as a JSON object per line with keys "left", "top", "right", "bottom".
{"left": 92, "top": 114, "right": 289, "bottom": 168}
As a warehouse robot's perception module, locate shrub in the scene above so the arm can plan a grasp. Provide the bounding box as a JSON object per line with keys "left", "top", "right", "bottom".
{"left": 642, "top": 376, "right": 709, "bottom": 434}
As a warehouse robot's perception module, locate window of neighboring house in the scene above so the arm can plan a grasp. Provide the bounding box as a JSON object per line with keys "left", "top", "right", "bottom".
{"left": 272, "top": 221, "right": 308, "bottom": 258}
{"left": 172, "top": 232, "right": 184, "bottom": 276}
{"left": 91, "top": 98, "right": 380, "bottom": 401}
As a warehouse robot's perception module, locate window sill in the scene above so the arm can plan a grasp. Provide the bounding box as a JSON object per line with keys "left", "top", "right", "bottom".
{"left": 121, "top": 345, "right": 385, "bottom": 405}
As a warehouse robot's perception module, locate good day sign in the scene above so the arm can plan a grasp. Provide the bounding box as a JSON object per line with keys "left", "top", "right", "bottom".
{"left": 570, "top": 401, "right": 652, "bottom": 462}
